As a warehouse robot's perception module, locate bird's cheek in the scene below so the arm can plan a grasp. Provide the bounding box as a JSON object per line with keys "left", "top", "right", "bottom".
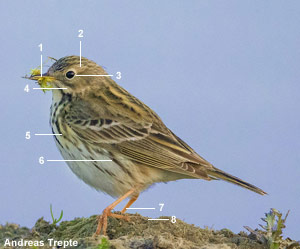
{"left": 52, "top": 78, "right": 65, "bottom": 87}
{"left": 51, "top": 80, "right": 67, "bottom": 90}
{"left": 50, "top": 80, "right": 62, "bottom": 88}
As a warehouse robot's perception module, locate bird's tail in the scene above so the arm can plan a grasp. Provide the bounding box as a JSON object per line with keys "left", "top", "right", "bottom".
{"left": 207, "top": 167, "right": 267, "bottom": 195}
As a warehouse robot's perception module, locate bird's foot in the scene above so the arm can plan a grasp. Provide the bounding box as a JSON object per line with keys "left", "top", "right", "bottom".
{"left": 94, "top": 208, "right": 130, "bottom": 236}
{"left": 93, "top": 188, "right": 138, "bottom": 236}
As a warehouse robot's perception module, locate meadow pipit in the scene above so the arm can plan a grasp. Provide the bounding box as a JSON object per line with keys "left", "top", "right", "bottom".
{"left": 27, "top": 56, "right": 266, "bottom": 235}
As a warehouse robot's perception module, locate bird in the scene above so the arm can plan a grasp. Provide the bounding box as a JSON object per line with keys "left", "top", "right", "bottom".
{"left": 28, "top": 55, "right": 266, "bottom": 235}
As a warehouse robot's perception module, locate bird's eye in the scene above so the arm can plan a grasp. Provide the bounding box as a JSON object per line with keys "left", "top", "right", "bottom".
{"left": 66, "top": 71, "right": 75, "bottom": 79}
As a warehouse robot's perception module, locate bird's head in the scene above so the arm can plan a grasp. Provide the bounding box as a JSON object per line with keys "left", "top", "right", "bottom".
{"left": 28, "top": 56, "right": 109, "bottom": 95}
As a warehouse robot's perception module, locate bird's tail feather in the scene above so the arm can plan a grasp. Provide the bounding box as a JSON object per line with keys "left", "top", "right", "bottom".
{"left": 207, "top": 167, "right": 267, "bottom": 195}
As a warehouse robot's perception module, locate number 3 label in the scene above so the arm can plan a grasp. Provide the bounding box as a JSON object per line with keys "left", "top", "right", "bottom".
{"left": 116, "top": 72, "right": 122, "bottom": 79}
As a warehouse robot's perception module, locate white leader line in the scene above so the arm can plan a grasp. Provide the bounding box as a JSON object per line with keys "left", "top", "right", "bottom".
{"left": 47, "top": 159, "right": 112, "bottom": 162}
{"left": 32, "top": 88, "right": 68, "bottom": 90}
{"left": 148, "top": 218, "right": 170, "bottom": 221}
{"left": 80, "top": 40, "right": 82, "bottom": 67}
{"left": 40, "top": 54, "right": 43, "bottom": 76}
{"left": 35, "top": 134, "right": 62, "bottom": 136}
{"left": 76, "top": 75, "right": 114, "bottom": 77}
{"left": 126, "top": 208, "right": 156, "bottom": 210}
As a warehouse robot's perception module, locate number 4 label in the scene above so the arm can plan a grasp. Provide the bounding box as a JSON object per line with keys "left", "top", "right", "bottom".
{"left": 24, "top": 84, "right": 30, "bottom": 92}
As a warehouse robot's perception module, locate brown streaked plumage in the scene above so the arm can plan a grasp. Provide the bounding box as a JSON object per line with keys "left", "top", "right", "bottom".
{"left": 28, "top": 56, "right": 266, "bottom": 235}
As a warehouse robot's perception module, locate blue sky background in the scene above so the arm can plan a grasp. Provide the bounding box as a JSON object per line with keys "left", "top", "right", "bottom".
{"left": 1, "top": 0, "right": 299, "bottom": 240}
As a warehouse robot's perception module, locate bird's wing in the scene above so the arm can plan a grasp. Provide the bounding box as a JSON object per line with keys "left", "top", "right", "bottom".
{"left": 64, "top": 87, "right": 214, "bottom": 179}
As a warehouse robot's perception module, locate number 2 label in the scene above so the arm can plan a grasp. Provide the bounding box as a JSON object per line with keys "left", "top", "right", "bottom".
{"left": 78, "top": 29, "right": 84, "bottom": 38}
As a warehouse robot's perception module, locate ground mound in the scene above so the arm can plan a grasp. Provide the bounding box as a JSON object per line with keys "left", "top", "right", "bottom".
{"left": 0, "top": 213, "right": 298, "bottom": 249}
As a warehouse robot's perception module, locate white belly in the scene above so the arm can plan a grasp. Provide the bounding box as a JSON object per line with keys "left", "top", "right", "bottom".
{"left": 65, "top": 156, "right": 129, "bottom": 197}
{"left": 56, "top": 133, "right": 138, "bottom": 197}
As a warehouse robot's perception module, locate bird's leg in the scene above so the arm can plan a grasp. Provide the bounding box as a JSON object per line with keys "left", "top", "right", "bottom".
{"left": 94, "top": 188, "right": 137, "bottom": 236}
{"left": 121, "top": 194, "right": 139, "bottom": 214}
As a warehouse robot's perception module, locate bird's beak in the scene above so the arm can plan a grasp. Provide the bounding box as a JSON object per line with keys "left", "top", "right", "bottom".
{"left": 24, "top": 70, "right": 56, "bottom": 93}
{"left": 29, "top": 72, "right": 54, "bottom": 81}
{"left": 23, "top": 68, "right": 56, "bottom": 93}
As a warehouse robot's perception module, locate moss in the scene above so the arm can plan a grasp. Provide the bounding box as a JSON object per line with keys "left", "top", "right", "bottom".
{"left": 0, "top": 213, "right": 298, "bottom": 249}
{"left": 94, "top": 237, "right": 110, "bottom": 249}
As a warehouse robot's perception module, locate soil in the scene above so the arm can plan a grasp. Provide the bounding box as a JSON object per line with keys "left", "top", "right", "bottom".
{"left": 0, "top": 213, "right": 298, "bottom": 249}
